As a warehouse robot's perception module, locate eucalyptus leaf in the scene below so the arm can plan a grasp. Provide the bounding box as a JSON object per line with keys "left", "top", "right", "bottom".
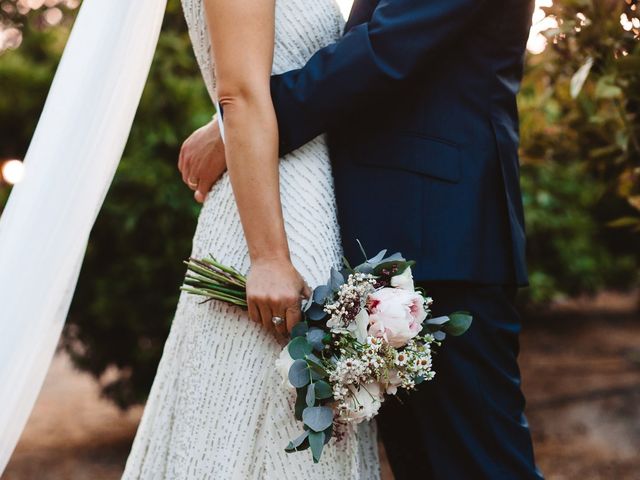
{"left": 330, "top": 267, "right": 345, "bottom": 291}
{"left": 306, "top": 352, "right": 323, "bottom": 366}
{"left": 290, "top": 322, "right": 309, "bottom": 338}
{"left": 443, "top": 312, "right": 473, "bottom": 336}
{"left": 323, "top": 423, "right": 333, "bottom": 445}
{"left": 312, "top": 284, "right": 332, "bottom": 304}
{"left": 306, "top": 355, "right": 328, "bottom": 379}
{"left": 305, "top": 303, "right": 327, "bottom": 321}
{"left": 434, "top": 331, "right": 446, "bottom": 341}
{"left": 288, "top": 336, "right": 313, "bottom": 360}
{"left": 289, "top": 359, "right": 310, "bottom": 388}
{"left": 285, "top": 430, "right": 309, "bottom": 452}
{"left": 307, "top": 328, "right": 326, "bottom": 351}
{"left": 342, "top": 255, "right": 354, "bottom": 272}
{"left": 302, "top": 406, "right": 334, "bottom": 432}
{"left": 381, "top": 252, "right": 404, "bottom": 262}
{"left": 354, "top": 262, "right": 374, "bottom": 274}
{"left": 306, "top": 383, "right": 316, "bottom": 407}
{"left": 368, "top": 249, "right": 387, "bottom": 264}
{"left": 308, "top": 430, "right": 325, "bottom": 463}
{"left": 314, "top": 380, "right": 333, "bottom": 400}
{"left": 294, "top": 387, "right": 307, "bottom": 420}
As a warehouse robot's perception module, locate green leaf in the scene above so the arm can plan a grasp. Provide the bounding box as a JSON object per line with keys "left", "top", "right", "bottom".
{"left": 305, "top": 303, "right": 327, "bottom": 321}
{"left": 307, "top": 328, "right": 326, "bottom": 351}
{"left": 306, "top": 383, "right": 316, "bottom": 407}
{"left": 294, "top": 387, "right": 307, "bottom": 421}
{"left": 289, "top": 359, "right": 310, "bottom": 388}
{"left": 330, "top": 267, "right": 345, "bottom": 291}
{"left": 288, "top": 336, "right": 313, "bottom": 360}
{"left": 302, "top": 406, "right": 334, "bottom": 432}
{"left": 290, "top": 322, "right": 308, "bottom": 338}
{"left": 595, "top": 76, "right": 622, "bottom": 99}
{"left": 323, "top": 423, "right": 333, "bottom": 445}
{"left": 373, "top": 260, "right": 415, "bottom": 277}
{"left": 285, "top": 430, "right": 309, "bottom": 453}
{"left": 312, "top": 285, "right": 332, "bottom": 304}
{"left": 442, "top": 312, "right": 473, "bottom": 336}
{"left": 308, "top": 430, "right": 325, "bottom": 463}
{"left": 313, "top": 380, "right": 333, "bottom": 400}
{"left": 368, "top": 249, "right": 388, "bottom": 264}
{"left": 306, "top": 353, "right": 325, "bottom": 369}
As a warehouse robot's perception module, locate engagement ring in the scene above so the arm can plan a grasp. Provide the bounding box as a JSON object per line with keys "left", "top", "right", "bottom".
{"left": 271, "top": 316, "right": 284, "bottom": 326}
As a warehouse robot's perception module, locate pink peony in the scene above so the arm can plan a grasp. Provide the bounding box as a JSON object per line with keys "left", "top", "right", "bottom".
{"left": 367, "top": 287, "right": 428, "bottom": 347}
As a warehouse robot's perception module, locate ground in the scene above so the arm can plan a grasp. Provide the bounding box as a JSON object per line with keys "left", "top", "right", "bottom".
{"left": 3, "top": 291, "right": 639, "bottom": 480}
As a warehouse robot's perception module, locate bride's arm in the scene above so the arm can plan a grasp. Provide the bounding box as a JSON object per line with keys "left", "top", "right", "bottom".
{"left": 203, "top": 0, "right": 309, "bottom": 336}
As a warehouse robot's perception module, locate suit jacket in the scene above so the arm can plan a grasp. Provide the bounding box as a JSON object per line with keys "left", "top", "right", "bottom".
{"left": 270, "top": 0, "right": 534, "bottom": 285}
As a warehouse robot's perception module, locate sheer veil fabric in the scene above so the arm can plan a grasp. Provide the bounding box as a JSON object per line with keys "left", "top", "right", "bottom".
{"left": 0, "top": 0, "right": 166, "bottom": 472}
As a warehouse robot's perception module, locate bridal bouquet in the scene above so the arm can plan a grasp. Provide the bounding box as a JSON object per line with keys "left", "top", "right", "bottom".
{"left": 181, "top": 248, "right": 472, "bottom": 463}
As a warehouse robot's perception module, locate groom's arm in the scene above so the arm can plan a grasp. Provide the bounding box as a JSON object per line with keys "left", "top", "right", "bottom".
{"left": 271, "top": 0, "right": 488, "bottom": 155}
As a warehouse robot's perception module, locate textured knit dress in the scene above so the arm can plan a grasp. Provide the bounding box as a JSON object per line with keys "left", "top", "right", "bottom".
{"left": 120, "top": 0, "right": 380, "bottom": 478}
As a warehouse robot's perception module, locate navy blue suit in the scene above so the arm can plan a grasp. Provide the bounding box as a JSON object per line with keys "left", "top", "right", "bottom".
{"left": 270, "top": 0, "right": 543, "bottom": 477}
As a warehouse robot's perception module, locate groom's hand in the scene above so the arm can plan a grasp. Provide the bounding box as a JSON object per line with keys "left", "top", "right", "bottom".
{"left": 178, "top": 118, "right": 227, "bottom": 203}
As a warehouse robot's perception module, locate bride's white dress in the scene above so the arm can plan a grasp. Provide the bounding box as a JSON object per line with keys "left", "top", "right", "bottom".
{"left": 121, "top": 0, "right": 380, "bottom": 478}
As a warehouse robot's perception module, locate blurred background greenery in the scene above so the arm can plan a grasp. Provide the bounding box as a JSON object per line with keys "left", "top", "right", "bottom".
{"left": 0, "top": 0, "right": 638, "bottom": 409}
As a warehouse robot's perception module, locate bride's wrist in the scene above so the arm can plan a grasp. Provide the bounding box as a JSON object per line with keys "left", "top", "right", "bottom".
{"left": 250, "top": 247, "right": 291, "bottom": 265}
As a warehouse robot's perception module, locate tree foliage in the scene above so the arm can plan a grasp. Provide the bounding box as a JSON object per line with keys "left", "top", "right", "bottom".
{"left": 518, "top": 0, "right": 639, "bottom": 303}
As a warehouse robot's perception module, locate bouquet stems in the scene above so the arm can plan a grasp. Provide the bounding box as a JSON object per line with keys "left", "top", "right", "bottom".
{"left": 181, "top": 257, "right": 248, "bottom": 307}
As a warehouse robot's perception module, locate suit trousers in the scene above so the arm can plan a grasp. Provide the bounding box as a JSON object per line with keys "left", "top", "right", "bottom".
{"left": 377, "top": 283, "right": 544, "bottom": 480}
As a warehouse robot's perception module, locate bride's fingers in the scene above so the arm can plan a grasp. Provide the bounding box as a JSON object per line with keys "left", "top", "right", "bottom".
{"left": 194, "top": 190, "right": 207, "bottom": 203}
{"left": 196, "top": 177, "right": 215, "bottom": 203}
{"left": 286, "top": 303, "right": 302, "bottom": 334}
{"left": 302, "top": 282, "right": 312, "bottom": 299}
{"left": 247, "top": 300, "right": 261, "bottom": 324}
{"left": 259, "top": 304, "right": 274, "bottom": 334}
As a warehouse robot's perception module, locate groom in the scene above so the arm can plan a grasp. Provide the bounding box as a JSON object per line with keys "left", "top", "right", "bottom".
{"left": 182, "top": 0, "right": 543, "bottom": 478}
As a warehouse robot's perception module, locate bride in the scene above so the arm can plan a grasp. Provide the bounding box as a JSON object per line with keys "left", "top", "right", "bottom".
{"left": 121, "top": 0, "right": 379, "bottom": 478}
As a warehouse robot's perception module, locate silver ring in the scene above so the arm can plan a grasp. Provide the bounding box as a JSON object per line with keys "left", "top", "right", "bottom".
{"left": 271, "top": 316, "right": 284, "bottom": 326}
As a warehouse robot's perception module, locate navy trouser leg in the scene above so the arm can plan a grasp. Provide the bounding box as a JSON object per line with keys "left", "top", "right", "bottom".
{"left": 377, "top": 284, "right": 544, "bottom": 480}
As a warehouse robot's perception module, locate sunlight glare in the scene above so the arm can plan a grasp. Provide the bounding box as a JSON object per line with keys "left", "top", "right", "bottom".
{"left": 1, "top": 159, "right": 25, "bottom": 185}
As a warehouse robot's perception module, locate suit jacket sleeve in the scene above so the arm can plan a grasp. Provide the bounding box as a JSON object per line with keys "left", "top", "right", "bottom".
{"left": 271, "top": 0, "right": 488, "bottom": 155}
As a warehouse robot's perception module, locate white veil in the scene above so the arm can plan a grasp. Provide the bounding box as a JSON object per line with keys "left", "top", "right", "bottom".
{"left": 0, "top": 0, "right": 167, "bottom": 472}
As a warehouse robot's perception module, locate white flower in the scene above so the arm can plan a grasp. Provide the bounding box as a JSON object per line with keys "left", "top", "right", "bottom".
{"left": 341, "top": 382, "right": 384, "bottom": 424}
{"left": 390, "top": 267, "right": 415, "bottom": 291}
{"left": 394, "top": 351, "right": 408, "bottom": 366}
{"left": 347, "top": 308, "right": 370, "bottom": 343}
{"left": 274, "top": 346, "right": 295, "bottom": 390}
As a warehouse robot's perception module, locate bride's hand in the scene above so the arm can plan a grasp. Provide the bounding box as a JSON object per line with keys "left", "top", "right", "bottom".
{"left": 246, "top": 258, "right": 312, "bottom": 338}
{"left": 178, "top": 119, "right": 226, "bottom": 203}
